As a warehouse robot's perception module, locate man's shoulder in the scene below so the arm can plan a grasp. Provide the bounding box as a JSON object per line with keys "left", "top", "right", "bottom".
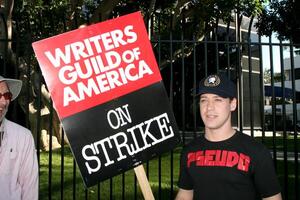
{"left": 182, "top": 135, "right": 205, "bottom": 151}
{"left": 237, "top": 131, "right": 261, "bottom": 143}
{"left": 236, "top": 131, "right": 270, "bottom": 153}
{"left": 5, "top": 119, "right": 31, "bottom": 136}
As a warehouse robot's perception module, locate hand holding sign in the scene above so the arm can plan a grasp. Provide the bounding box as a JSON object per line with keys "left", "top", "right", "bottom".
{"left": 32, "top": 12, "right": 180, "bottom": 190}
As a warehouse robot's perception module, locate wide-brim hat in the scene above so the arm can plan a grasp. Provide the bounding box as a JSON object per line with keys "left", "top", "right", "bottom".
{"left": 0, "top": 75, "right": 22, "bottom": 101}
{"left": 195, "top": 73, "right": 236, "bottom": 98}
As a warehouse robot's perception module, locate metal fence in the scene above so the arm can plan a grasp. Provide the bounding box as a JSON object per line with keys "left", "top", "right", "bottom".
{"left": 1, "top": 7, "right": 299, "bottom": 200}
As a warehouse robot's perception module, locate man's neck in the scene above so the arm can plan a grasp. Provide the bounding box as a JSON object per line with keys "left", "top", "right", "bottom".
{"left": 204, "top": 126, "right": 236, "bottom": 142}
{"left": 0, "top": 118, "right": 6, "bottom": 130}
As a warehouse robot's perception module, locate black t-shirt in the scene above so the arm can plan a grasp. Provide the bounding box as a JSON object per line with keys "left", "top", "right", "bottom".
{"left": 177, "top": 131, "right": 281, "bottom": 200}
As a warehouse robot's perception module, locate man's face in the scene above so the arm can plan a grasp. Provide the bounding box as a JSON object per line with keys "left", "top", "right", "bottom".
{"left": 0, "top": 81, "right": 11, "bottom": 124}
{"left": 199, "top": 93, "right": 236, "bottom": 131}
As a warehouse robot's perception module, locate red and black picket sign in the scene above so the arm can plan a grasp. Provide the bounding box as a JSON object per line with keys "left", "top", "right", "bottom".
{"left": 33, "top": 11, "right": 180, "bottom": 187}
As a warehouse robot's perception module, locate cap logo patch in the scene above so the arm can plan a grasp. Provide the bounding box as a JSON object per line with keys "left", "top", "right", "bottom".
{"left": 204, "top": 75, "right": 220, "bottom": 87}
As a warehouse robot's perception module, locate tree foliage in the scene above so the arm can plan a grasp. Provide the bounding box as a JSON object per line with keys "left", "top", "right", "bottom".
{"left": 256, "top": 0, "right": 300, "bottom": 45}
{"left": 9, "top": 0, "right": 267, "bottom": 69}
{"left": 84, "top": 0, "right": 264, "bottom": 40}
{"left": 6, "top": 0, "right": 268, "bottom": 141}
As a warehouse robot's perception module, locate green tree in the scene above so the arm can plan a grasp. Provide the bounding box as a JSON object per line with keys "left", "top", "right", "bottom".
{"left": 263, "top": 69, "right": 284, "bottom": 84}
{"left": 4, "top": 0, "right": 266, "bottom": 147}
{"left": 256, "top": 0, "right": 300, "bottom": 45}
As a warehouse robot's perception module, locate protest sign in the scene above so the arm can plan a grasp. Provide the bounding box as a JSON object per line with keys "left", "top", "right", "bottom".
{"left": 32, "top": 11, "right": 180, "bottom": 187}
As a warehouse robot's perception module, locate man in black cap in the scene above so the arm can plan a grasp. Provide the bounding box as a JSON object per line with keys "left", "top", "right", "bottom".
{"left": 0, "top": 75, "right": 38, "bottom": 200}
{"left": 175, "top": 74, "right": 282, "bottom": 200}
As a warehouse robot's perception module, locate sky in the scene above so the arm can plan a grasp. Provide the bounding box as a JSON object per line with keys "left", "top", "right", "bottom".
{"left": 261, "top": 34, "right": 294, "bottom": 73}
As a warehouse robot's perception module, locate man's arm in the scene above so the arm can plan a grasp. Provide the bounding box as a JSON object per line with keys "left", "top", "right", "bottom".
{"left": 175, "top": 188, "right": 193, "bottom": 200}
{"left": 19, "top": 132, "right": 39, "bottom": 200}
{"left": 263, "top": 193, "right": 282, "bottom": 200}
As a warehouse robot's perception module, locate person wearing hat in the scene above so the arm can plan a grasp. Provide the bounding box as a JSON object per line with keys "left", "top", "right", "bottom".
{"left": 0, "top": 75, "right": 38, "bottom": 200}
{"left": 175, "top": 74, "right": 282, "bottom": 200}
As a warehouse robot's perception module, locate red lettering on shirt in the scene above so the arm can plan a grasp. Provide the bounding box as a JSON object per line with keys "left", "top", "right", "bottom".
{"left": 238, "top": 153, "right": 250, "bottom": 172}
{"left": 215, "top": 150, "right": 227, "bottom": 166}
{"left": 187, "top": 152, "right": 196, "bottom": 168}
{"left": 226, "top": 151, "right": 239, "bottom": 167}
{"left": 196, "top": 150, "right": 204, "bottom": 165}
{"left": 205, "top": 150, "right": 215, "bottom": 166}
{"left": 186, "top": 149, "right": 251, "bottom": 172}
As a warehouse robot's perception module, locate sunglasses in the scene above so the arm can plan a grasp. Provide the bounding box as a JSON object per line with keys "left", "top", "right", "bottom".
{"left": 0, "top": 92, "right": 13, "bottom": 100}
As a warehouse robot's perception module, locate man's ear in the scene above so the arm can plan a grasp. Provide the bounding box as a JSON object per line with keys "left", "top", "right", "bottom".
{"left": 230, "top": 98, "right": 237, "bottom": 111}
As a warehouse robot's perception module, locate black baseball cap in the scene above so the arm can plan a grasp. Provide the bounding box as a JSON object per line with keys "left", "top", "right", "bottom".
{"left": 195, "top": 74, "right": 236, "bottom": 98}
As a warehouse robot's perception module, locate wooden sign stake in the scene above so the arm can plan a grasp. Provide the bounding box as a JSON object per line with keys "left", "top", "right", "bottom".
{"left": 134, "top": 165, "right": 155, "bottom": 200}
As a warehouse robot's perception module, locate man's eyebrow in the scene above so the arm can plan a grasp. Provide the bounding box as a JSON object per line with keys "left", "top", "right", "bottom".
{"left": 200, "top": 95, "right": 224, "bottom": 99}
